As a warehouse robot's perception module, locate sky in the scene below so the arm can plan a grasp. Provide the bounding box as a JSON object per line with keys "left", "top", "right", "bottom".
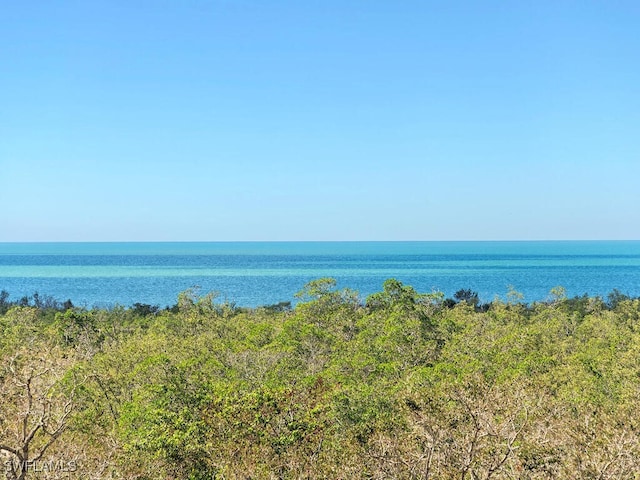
{"left": 1, "top": 1, "right": 639, "bottom": 241}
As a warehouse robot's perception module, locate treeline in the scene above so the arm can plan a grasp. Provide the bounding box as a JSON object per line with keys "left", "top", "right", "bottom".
{"left": 1, "top": 279, "right": 640, "bottom": 479}
{"left": 3, "top": 285, "right": 636, "bottom": 316}
{"left": 0, "top": 289, "right": 74, "bottom": 315}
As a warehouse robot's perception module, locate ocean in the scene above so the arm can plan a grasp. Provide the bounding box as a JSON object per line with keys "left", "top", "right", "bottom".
{"left": 0, "top": 241, "right": 639, "bottom": 308}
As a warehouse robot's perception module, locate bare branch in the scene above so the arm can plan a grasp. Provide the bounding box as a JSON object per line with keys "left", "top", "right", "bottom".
{"left": 0, "top": 443, "right": 24, "bottom": 461}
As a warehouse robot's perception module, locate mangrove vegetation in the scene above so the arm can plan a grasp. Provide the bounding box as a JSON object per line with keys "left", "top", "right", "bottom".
{"left": 1, "top": 280, "right": 640, "bottom": 479}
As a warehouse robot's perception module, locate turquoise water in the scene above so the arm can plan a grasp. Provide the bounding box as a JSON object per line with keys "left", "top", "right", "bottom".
{"left": 1, "top": 241, "right": 639, "bottom": 307}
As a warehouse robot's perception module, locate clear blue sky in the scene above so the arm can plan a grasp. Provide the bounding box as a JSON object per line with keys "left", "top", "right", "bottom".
{"left": 2, "top": 1, "right": 639, "bottom": 241}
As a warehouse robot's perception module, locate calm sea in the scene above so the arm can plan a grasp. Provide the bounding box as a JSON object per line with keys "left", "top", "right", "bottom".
{"left": 0, "top": 241, "right": 639, "bottom": 308}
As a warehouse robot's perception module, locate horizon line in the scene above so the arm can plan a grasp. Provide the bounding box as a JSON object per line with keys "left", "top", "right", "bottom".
{"left": 1, "top": 239, "right": 639, "bottom": 244}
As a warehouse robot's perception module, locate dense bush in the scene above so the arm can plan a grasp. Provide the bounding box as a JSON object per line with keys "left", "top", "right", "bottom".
{"left": 1, "top": 280, "right": 640, "bottom": 479}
